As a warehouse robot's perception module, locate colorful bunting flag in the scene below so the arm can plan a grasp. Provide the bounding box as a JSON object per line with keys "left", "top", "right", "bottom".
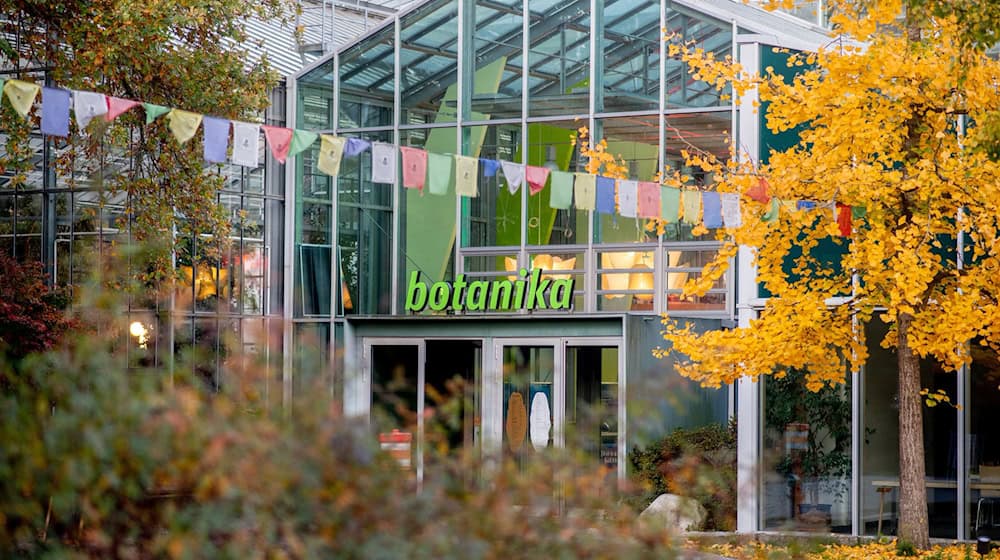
{"left": 574, "top": 173, "right": 596, "bottom": 211}
{"left": 549, "top": 171, "right": 573, "bottom": 209}
{"left": 427, "top": 152, "right": 453, "bottom": 196}
{"left": 637, "top": 181, "right": 660, "bottom": 219}
{"left": 596, "top": 176, "right": 616, "bottom": 214}
{"left": 344, "top": 137, "right": 371, "bottom": 157}
{"left": 500, "top": 160, "right": 525, "bottom": 194}
{"left": 4, "top": 80, "right": 41, "bottom": 118}
{"left": 681, "top": 190, "right": 701, "bottom": 225}
{"left": 232, "top": 122, "right": 261, "bottom": 168}
{"left": 167, "top": 109, "right": 202, "bottom": 144}
{"left": 797, "top": 200, "right": 816, "bottom": 211}
{"left": 202, "top": 116, "right": 230, "bottom": 164}
{"left": 455, "top": 155, "right": 479, "bottom": 198}
{"left": 661, "top": 187, "right": 680, "bottom": 224}
{"left": 763, "top": 198, "right": 780, "bottom": 222}
{"left": 73, "top": 91, "right": 108, "bottom": 131}
{"left": 262, "top": 125, "right": 293, "bottom": 163}
{"left": 703, "top": 191, "right": 723, "bottom": 228}
{"left": 105, "top": 97, "right": 140, "bottom": 122}
{"left": 836, "top": 202, "right": 852, "bottom": 237}
{"left": 480, "top": 158, "right": 500, "bottom": 178}
{"left": 400, "top": 146, "right": 427, "bottom": 190}
{"left": 526, "top": 165, "right": 550, "bottom": 195}
{"left": 747, "top": 177, "right": 770, "bottom": 203}
{"left": 618, "top": 180, "right": 638, "bottom": 218}
{"left": 852, "top": 206, "right": 866, "bottom": 220}
{"left": 289, "top": 129, "right": 319, "bottom": 158}
{"left": 318, "top": 135, "right": 346, "bottom": 177}
{"left": 143, "top": 103, "right": 170, "bottom": 124}
{"left": 40, "top": 87, "right": 70, "bottom": 138}
{"left": 371, "top": 141, "right": 396, "bottom": 184}
{"left": 721, "top": 193, "right": 742, "bottom": 228}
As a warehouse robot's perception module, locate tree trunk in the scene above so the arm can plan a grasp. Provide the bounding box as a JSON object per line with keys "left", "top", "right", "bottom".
{"left": 896, "top": 311, "right": 930, "bottom": 548}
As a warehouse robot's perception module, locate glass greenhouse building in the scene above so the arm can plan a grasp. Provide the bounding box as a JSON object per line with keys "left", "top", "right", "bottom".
{"left": 4, "top": 0, "right": 1000, "bottom": 542}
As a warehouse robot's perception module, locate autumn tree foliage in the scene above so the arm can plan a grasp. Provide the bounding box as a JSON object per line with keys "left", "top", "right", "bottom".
{"left": 657, "top": 0, "right": 1000, "bottom": 548}
{"left": 0, "top": 0, "right": 286, "bottom": 283}
{"left": 0, "top": 251, "right": 75, "bottom": 360}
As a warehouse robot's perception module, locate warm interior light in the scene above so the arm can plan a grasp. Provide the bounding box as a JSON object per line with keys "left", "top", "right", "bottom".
{"left": 504, "top": 255, "right": 577, "bottom": 281}
{"left": 129, "top": 321, "right": 149, "bottom": 349}
{"left": 629, "top": 264, "right": 654, "bottom": 299}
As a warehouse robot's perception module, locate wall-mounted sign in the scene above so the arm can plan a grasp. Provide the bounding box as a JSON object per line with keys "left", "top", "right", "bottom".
{"left": 405, "top": 269, "right": 574, "bottom": 313}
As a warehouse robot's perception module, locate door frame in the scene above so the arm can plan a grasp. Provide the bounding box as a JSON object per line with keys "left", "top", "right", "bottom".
{"left": 489, "top": 336, "right": 625, "bottom": 482}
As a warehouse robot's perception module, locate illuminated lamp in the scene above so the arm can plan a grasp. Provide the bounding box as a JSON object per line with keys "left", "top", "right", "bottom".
{"left": 504, "top": 255, "right": 577, "bottom": 281}
{"left": 601, "top": 252, "right": 636, "bottom": 298}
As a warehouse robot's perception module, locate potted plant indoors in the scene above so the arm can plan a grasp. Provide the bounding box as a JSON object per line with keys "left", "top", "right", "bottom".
{"left": 766, "top": 370, "right": 852, "bottom": 530}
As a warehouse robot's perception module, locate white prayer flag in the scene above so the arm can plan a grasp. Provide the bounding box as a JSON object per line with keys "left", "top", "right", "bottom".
{"left": 231, "top": 122, "right": 261, "bottom": 168}
{"left": 371, "top": 142, "right": 396, "bottom": 184}
{"left": 720, "top": 192, "right": 742, "bottom": 228}
{"left": 500, "top": 160, "right": 525, "bottom": 194}
{"left": 618, "top": 179, "right": 638, "bottom": 218}
{"left": 73, "top": 91, "right": 108, "bottom": 132}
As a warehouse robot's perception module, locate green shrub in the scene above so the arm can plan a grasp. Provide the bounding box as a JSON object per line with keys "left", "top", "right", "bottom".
{"left": 628, "top": 420, "right": 737, "bottom": 530}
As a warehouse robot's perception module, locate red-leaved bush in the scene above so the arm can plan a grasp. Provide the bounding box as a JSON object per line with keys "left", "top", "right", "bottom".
{"left": 0, "top": 252, "right": 75, "bottom": 359}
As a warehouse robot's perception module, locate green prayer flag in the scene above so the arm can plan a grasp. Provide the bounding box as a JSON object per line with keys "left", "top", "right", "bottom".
{"left": 288, "top": 129, "right": 319, "bottom": 158}
{"left": 762, "top": 198, "right": 780, "bottom": 222}
{"left": 661, "top": 187, "right": 680, "bottom": 224}
{"left": 427, "top": 153, "right": 453, "bottom": 196}
{"left": 681, "top": 190, "right": 701, "bottom": 225}
{"left": 852, "top": 205, "right": 866, "bottom": 220}
{"left": 144, "top": 103, "right": 170, "bottom": 124}
{"left": 549, "top": 171, "right": 573, "bottom": 210}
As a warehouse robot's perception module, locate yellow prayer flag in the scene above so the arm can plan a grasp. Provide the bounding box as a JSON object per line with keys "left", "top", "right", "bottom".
{"left": 318, "top": 135, "right": 346, "bottom": 176}
{"left": 167, "top": 109, "right": 203, "bottom": 144}
{"left": 455, "top": 155, "right": 479, "bottom": 198}
{"left": 4, "top": 80, "right": 41, "bottom": 118}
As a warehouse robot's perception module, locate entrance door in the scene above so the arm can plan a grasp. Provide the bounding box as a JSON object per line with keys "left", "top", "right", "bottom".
{"left": 363, "top": 339, "right": 482, "bottom": 484}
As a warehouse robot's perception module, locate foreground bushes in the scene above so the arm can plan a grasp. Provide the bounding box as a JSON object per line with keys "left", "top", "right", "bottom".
{"left": 0, "top": 332, "right": 684, "bottom": 558}
{"left": 629, "top": 421, "right": 737, "bottom": 530}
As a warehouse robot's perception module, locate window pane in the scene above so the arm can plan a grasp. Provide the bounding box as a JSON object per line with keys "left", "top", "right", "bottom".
{"left": 461, "top": 123, "right": 522, "bottom": 249}
{"left": 598, "top": 0, "right": 660, "bottom": 113}
{"left": 527, "top": 0, "right": 590, "bottom": 117}
{"left": 472, "top": 0, "right": 523, "bottom": 120}
{"left": 400, "top": 0, "right": 459, "bottom": 124}
{"left": 339, "top": 28, "right": 394, "bottom": 129}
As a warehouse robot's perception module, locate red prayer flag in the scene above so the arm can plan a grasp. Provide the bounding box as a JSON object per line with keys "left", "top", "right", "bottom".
{"left": 637, "top": 181, "right": 661, "bottom": 218}
{"left": 836, "top": 203, "right": 852, "bottom": 237}
{"left": 400, "top": 146, "right": 428, "bottom": 190}
{"left": 525, "top": 165, "right": 551, "bottom": 195}
{"left": 262, "top": 125, "right": 293, "bottom": 164}
{"left": 104, "top": 97, "right": 141, "bottom": 122}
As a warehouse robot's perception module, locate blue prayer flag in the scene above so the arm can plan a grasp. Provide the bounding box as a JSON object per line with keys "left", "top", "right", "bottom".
{"left": 596, "top": 176, "right": 616, "bottom": 214}
{"left": 797, "top": 200, "right": 816, "bottom": 210}
{"left": 702, "top": 191, "right": 723, "bottom": 228}
{"left": 41, "top": 87, "right": 70, "bottom": 138}
{"left": 344, "top": 137, "right": 371, "bottom": 157}
{"left": 479, "top": 158, "right": 500, "bottom": 177}
{"left": 202, "top": 116, "right": 230, "bottom": 164}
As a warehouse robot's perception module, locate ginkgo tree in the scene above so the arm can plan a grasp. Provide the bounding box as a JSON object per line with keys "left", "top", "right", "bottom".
{"left": 656, "top": 0, "right": 1000, "bottom": 548}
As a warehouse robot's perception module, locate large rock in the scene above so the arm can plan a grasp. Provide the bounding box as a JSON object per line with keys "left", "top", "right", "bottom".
{"left": 638, "top": 493, "right": 708, "bottom": 532}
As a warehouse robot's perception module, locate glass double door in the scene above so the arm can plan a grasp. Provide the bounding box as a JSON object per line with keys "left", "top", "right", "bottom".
{"left": 489, "top": 339, "right": 622, "bottom": 483}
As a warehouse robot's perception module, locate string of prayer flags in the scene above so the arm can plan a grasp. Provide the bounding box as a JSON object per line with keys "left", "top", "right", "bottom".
{"left": 702, "top": 191, "right": 723, "bottom": 228}
{"left": 4, "top": 80, "right": 40, "bottom": 118}
{"left": 427, "top": 152, "right": 453, "bottom": 195}
{"left": 262, "top": 125, "right": 293, "bottom": 163}
{"left": 143, "top": 103, "right": 170, "bottom": 124}
{"left": 167, "top": 109, "right": 202, "bottom": 145}
{"left": 836, "top": 202, "right": 852, "bottom": 237}
{"left": 480, "top": 158, "right": 500, "bottom": 178}
{"left": 343, "top": 137, "right": 371, "bottom": 157}
{"left": 500, "top": 161, "right": 525, "bottom": 194}
{"left": 231, "top": 122, "right": 261, "bottom": 168}
{"left": 549, "top": 170, "right": 573, "bottom": 209}
{"left": 455, "top": 155, "right": 479, "bottom": 198}
{"left": 105, "top": 97, "right": 140, "bottom": 122}
{"left": 681, "top": 190, "right": 701, "bottom": 225}
{"left": 618, "top": 179, "right": 638, "bottom": 218}
{"left": 289, "top": 130, "right": 318, "bottom": 159}
{"left": 202, "top": 116, "right": 230, "bottom": 164}
{"left": 637, "top": 181, "right": 660, "bottom": 219}
{"left": 661, "top": 187, "right": 680, "bottom": 224}
{"left": 370, "top": 141, "right": 396, "bottom": 184}
{"left": 41, "top": 87, "right": 70, "bottom": 138}
{"left": 318, "top": 135, "right": 346, "bottom": 177}
{"left": 574, "top": 173, "right": 596, "bottom": 211}
{"left": 721, "top": 193, "right": 742, "bottom": 228}
{"left": 400, "top": 146, "right": 427, "bottom": 190}
{"left": 525, "top": 165, "right": 550, "bottom": 195}
{"left": 596, "top": 176, "right": 616, "bottom": 214}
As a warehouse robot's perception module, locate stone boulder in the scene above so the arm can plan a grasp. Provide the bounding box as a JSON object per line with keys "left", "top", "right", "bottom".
{"left": 638, "top": 493, "right": 708, "bottom": 533}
